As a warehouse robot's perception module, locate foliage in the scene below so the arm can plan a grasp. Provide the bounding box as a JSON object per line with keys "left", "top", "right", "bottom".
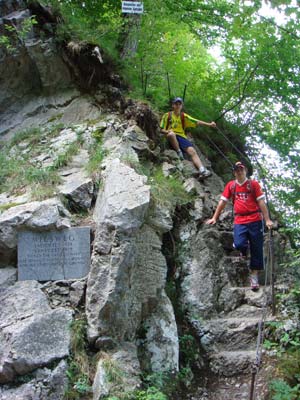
{"left": 64, "top": 317, "right": 92, "bottom": 399}
{"left": 131, "top": 387, "right": 168, "bottom": 400}
{"left": 0, "top": 124, "right": 84, "bottom": 200}
{"left": 269, "top": 379, "right": 300, "bottom": 400}
{"left": 44, "top": 0, "right": 122, "bottom": 58}
{"left": 150, "top": 168, "right": 194, "bottom": 208}
{"left": 179, "top": 334, "right": 198, "bottom": 367}
{"left": 0, "top": 17, "right": 38, "bottom": 53}
{"left": 86, "top": 138, "right": 107, "bottom": 174}
{"left": 264, "top": 285, "right": 300, "bottom": 398}
{"left": 103, "top": 386, "right": 167, "bottom": 400}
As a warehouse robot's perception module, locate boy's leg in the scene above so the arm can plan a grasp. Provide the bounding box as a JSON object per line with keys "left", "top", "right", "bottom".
{"left": 166, "top": 132, "right": 181, "bottom": 152}
{"left": 233, "top": 223, "right": 249, "bottom": 256}
{"left": 185, "top": 146, "right": 203, "bottom": 170}
{"left": 184, "top": 145, "right": 211, "bottom": 177}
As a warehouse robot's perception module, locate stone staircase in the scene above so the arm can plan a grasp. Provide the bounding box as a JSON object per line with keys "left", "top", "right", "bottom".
{"left": 195, "top": 255, "right": 276, "bottom": 399}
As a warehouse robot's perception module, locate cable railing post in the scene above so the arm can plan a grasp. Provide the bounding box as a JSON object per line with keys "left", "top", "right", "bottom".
{"left": 249, "top": 371, "right": 256, "bottom": 400}
{"left": 269, "top": 230, "right": 276, "bottom": 315}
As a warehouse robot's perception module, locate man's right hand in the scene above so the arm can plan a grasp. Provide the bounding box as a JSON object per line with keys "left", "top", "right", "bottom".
{"left": 206, "top": 217, "right": 217, "bottom": 225}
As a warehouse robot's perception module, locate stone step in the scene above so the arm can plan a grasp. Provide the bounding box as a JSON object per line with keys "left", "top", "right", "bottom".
{"left": 210, "top": 350, "right": 257, "bottom": 376}
{"left": 222, "top": 256, "right": 249, "bottom": 287}
{"left": 206, "top": 317, "right": 260, "bottom": 351}
{"left": 227, "top": 304, "right": 267, "bottom": 319}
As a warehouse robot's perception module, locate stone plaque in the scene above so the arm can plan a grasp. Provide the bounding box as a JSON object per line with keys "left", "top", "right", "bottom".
{"left": 18, "top": 227, "right": 90, "bottom": 281}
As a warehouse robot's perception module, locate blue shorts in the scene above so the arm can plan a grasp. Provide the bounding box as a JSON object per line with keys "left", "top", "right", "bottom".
{"left": 176, "top": 135, "right": 194, "bottom": 151}
{"left": 233, "top": 220, "right": 264, "bottom": 270}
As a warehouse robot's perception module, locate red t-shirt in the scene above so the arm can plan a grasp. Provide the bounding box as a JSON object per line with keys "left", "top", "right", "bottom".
{"left": 221, "top": 179, "right": 265, "bottom": 224}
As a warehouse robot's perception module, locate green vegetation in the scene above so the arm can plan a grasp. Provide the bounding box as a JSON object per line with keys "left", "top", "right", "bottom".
{"left": 0, "top": 16, "right": 37, "bottom": 53}
{"left": 150, "top": 168, "right": 195, "bottom": 208}
{"left": 65, "top": 318, "right": 92, "bottom": 399}
{"left": 264, "top": 286, "right": 300, "bottom": 399}
{"left": 0, "top": 124, "right": 82, "bottom": 200}
{"left": 86, "top": 129, "right": 107, "bottom": 174}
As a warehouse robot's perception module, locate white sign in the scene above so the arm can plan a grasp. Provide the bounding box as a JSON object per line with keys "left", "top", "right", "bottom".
{"left": 122, "top": 1, "right": 143, "bottom": 14}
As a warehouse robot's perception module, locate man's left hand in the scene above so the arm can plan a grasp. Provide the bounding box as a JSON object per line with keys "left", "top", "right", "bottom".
{"left": 266, "top": 219, "right": 273, "bottom": 229}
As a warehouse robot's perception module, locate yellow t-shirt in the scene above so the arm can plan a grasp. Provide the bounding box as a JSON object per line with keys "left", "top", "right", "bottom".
{"left": 160, "top": 112, "right": 198, "bottom": 139}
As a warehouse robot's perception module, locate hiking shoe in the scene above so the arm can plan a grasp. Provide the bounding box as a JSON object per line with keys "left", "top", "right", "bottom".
{"left": 199, "top": 168, "right": 212, "bottom": 178}
{"left": 249, "top": 274, "right": 259, "bottom": 291}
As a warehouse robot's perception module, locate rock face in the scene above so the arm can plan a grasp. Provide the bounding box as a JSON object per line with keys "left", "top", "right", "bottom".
{"left": 141, "top": 292, "right": 179, "bottom": 373}
{"left": 0, "top": 2, "right": 72, "bottom": 121}
{"left": 0, "top": 198, "right": 71, "bottom": 265}
{"left": 0, "top": 360, "right": 68, "bottom": 400}
{"left": 93, "top": 343, "right": 141, "bottom": 400}
{"left": 0, "top": 281, "right": 73, "bottom": 384}
{"left": 93, "top": 159, "right": 150, "bottom": 232}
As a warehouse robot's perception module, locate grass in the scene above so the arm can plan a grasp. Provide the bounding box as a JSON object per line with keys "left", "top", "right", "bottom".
{"left": 51, "top": 141, "right": 81, "bottom": 170}
{"left": 150, "top": 168, "right": 195, "bottom": 208}
{"left": 64, "top": 318, "right": 92, "bottom": 399}
{"left": 0, "top": 124, "right": 83, "bottom": 200}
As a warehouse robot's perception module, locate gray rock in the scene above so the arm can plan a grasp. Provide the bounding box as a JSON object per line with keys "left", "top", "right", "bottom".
{"left": 25, "top": 38, "right": 72, "bottom": 92}
{"left": 70, "top": 280, "right": 86, "bottom": 307}
{"left": 86, "top": 224, "right": 167, "bottom": 342}
{"left": 2, "top": 9, "right": 30, "bottom": 30}
{"left": 142, "top": 292, "right": 179, "bottom": 373}
{"left": 123, "top": 124, "right": 149, "bottom": 153}
{"left": 93, "top": 159, "right": 150, "bottom": 232}
{"left": 0, "top": 281, "right": 72, "bottom": 383}
{"left": 58, "top": 170, "right": 94, "bottom": 210}
{"left": 0, "top": 267, "right": 17, "bottom": 289}
{"left": 163, "top": 149, "right": 180, "bottom": 161}
{"left": 0, "top": 198, "right": 71, "bottom": 265}
{"left": 210, "top": 350, "right": 256, "bottom": 376}
{"left": 147, "top": 202, "right": 173, "bottom": 234}
{"left": 92, "top": 343, "right": 141, "bottom": 400}
{"left": 49, "top": 127, "right": 77, "bottom": 151}
{"left": 0, "top": 360, "right": 68, "bottom": 400}
{"left": 162, "top": 162, "right": 177, "bottom": 177}
{"left": 0, "top": 281, "right": 50, "bottom": 328}
{"left": 181, "top": 160, "right": 197, "bottom": 177}
{"left": 0, "top": 0, "right": 26, "bottom": 16}
{"left": 189, "top": 198, "right": 204, "bottom": 221}
{"left": 180, "top": 228, "right": 225, "bottom": 319}
{"left": 183, "top": 178, "right": 206, "bottom": 198}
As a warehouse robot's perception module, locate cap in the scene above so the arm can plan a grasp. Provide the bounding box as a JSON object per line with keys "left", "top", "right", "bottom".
{"left": 233, "top": 161, "right": 246, "bottom": 171}
{"left": 172, "top": 97, "right": 183, "bottom": 104}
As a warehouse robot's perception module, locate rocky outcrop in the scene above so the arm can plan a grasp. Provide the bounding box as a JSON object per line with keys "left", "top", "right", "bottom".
{"left": 0, "top": 281, "right": 72, "bottom": 384}
{"left": 93, "top": 159, "right": 150, "bottom": 232}
{"left": 0, "top": 360, "right": 68, "bottom": 400}
{"left": 0, "top": 198, "right": 70, "bottom": 265}
{"left": 140, "top": 292, "right": 179, "bottom": 373}
{"left": 93, "top": 343, "right": 141, "bottom": 400}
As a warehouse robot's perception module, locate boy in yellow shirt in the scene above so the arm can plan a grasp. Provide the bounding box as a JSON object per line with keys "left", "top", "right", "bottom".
{"left": 160, "top": 97, "right": 216, "bottom": 178}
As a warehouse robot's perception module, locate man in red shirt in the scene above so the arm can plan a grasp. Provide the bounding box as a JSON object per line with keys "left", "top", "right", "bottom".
{"left": 206, "top": 161, "right": 273, "bottom": 290}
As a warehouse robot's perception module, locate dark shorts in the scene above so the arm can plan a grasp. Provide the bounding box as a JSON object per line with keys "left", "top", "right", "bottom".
{"left": 233, "top": 220, "right": 264, "bottom": 270}
{"left": 176, "top": 135, "right": 194, "bottom": 151}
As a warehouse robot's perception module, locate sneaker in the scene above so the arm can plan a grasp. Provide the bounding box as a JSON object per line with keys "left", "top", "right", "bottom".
{"left": 249, "top": 274, "right": 259, "bottom": 291}
{"left": 199, "top": 168, "right": 212, "bottom": 178}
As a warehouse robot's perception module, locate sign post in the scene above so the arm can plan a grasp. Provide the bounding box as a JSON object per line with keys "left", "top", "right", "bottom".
{"left": 121, "top": 1, "right": 144, "bottom": 14}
